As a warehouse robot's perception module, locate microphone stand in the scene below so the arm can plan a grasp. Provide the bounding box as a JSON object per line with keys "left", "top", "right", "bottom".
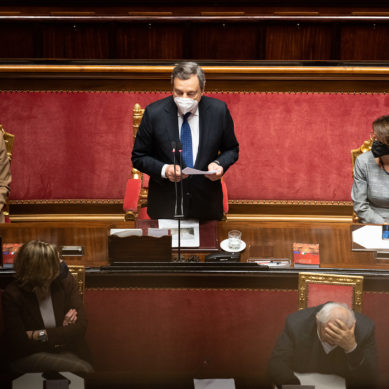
{"left": 171, "top": 141, "right": 178, "bottom": 217}
{"left": 176, "top": 141, "right": 185, "bottom": 262}
{"left": 172, "top": 141, "right": 184, "bottom": 261}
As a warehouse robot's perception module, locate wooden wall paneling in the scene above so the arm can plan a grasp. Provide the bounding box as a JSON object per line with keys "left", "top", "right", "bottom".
{"left": 114, "top": 22, "right": 184, "bottom": 59}
{"left": 340, "top": 23, "right": 389, "bottom": 60}
{"left": 0, "top": 23, "right": 38, "bottom": 58}
{"left": 2, "top": 16, "right": 389, "bottom": 61}
{"left": 188, "top": 22, "right": 263, "bottom": 60}
{"left": 265, "top": 22, "right": 335, "bottom": 60}
{"left": 41, "top": 22, "right": 111, "bottom": 59}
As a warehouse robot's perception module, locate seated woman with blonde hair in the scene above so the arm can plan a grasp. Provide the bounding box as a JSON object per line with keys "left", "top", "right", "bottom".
{"left": 2, "top": 240, "right": 93, "bottom": 373}
{"left": 352, "top": 114, "right": 389, "bottom": 224}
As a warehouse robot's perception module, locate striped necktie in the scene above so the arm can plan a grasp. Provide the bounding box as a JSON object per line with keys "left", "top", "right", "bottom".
{"left": 180, "top": 112, "right": 193, "bottom": 168}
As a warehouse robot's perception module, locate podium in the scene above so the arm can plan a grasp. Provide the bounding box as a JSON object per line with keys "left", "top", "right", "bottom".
{"left": 135, "top": 219, "right": 218, "bottom": 248}
{"left": 108, "top": 234, "right": 172, "bottom": 263}
{"left": 134, "top": 219, "right": 219, "bottom": 261}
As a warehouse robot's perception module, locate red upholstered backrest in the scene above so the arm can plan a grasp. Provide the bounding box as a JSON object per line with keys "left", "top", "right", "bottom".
{"left": 142, "top": 174, "right": 149, "bottom": 189}
{"left": 122, "top": 178, "right": 142, "bottom": 213}
{"left": 221, "top": 179, "right": 229, "bottom": 214}
{"left": 307, "top": 283, "right": 354, "bottom": 309}
{"left": 0, "top": 91, "right": 388, "bottom": 201}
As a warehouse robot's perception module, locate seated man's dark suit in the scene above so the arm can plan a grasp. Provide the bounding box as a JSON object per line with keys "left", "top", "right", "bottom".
{"left": 131, "top": 95, "right": 239, "bottom": 220}
{"left": 268, "top": 304, "right": 378, "bottom": 389}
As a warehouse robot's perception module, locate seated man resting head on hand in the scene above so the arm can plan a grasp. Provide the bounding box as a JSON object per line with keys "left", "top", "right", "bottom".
{"left": 268, "top": 302, "right": 378, "bottom": 389}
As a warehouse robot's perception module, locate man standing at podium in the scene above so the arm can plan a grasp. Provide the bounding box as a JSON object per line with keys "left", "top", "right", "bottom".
{"left": 132, "top": 62, "right": 239, "bottom": 220}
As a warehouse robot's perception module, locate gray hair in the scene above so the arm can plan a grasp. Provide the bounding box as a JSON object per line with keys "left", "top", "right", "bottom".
{"left": 171, "top": 62, "right": 206, "bottom": 91}
{"left": 316, "top": 302, "right": 355, "bottom": 328}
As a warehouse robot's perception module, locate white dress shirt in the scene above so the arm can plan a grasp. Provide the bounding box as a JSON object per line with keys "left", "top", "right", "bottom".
{"left": 161, "top": 107, "right": 200, "bottom": 178}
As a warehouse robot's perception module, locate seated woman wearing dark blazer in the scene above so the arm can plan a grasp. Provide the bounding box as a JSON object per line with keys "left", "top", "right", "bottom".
{"left": 352, "top": 115, "right": 389, "bottom": 224}
{"left": 2, "top": 240, "right": 93, "bottom": 373}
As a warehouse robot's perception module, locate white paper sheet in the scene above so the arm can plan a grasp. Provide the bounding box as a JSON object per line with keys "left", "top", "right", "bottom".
{"left": 295, "top": 372, "right": 346, "bottom": 389}
{"left": 182, "top": 167, "right": 217, "bottom": 175}
{"left": 193, "top": 378, "right": 235, "bottom": 389}
{"left": 109, "top": 229, "right": 143, "bottom": 237}
{"left": 352, "top": 225, "right": 389, "bottom": 250}
{"left": 13, "top": 372, "right": 84, "bottom": 389}
{"left": 158, "top": 219, "right": 200, "bottom": 247}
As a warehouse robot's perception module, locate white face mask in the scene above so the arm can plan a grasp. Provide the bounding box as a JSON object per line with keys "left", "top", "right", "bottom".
{"left": 174, "top": 97, "right": 199, "bottom": 116}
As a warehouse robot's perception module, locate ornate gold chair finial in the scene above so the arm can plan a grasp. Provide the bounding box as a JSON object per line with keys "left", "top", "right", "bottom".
{"left": 68, "top": 265, "right": 86, "bottom": 302}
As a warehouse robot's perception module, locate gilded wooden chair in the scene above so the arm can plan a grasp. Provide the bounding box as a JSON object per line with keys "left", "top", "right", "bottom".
{"left": 351, "top": 137, "right": 373, "bottom": 172}
{"left": 351, "top": 137, "right": 373, "bottom": 223}
{"left": 123, "top": 104, "right": 148, "bottom": 221}
{"left": 0, "top": 124, "right": 14, "bottom": 222}
{"left": 123, "top": 103, "right": 229, "bottom": 221}
{"left": 68, "top": 264, "right": 86, "bottom": 302}
{"left": 298, "top": 272, "right": 363, "bottom": 313}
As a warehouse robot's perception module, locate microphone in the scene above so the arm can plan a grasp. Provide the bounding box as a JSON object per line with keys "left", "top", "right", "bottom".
{"left": 171, "top": 141, "right": 179, "bottom": 217}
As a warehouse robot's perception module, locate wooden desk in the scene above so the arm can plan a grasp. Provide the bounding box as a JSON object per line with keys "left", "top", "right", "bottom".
{"left": 218, "top": 221, "right": 382, "bottom": 269}
{"left": 0, "top": 221, "right": 385, "bottom": 269}
{"left": 0, "top": 222, "right": 110, "bottom": 267}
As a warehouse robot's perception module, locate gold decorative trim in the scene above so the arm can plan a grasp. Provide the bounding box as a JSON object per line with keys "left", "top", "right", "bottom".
{"left": 226, "top": 214, "right": 352, "bottom": 223}
{"left": 9, "top": 198, "right": 352, "bottom": 206}
{"left": 1, "top": 90, "right": 389, "bottom": 96}
{"left": 298, "top": 272, "right": 364, "bottom": 313}
{"left": 86, "top": 287, "right": 297, "bottom": 292}
{"left": 1, "top": 65, "right": 389, "bottom": 76}
{"left": 10, "top": 199, "right": 123, "bottom": 205}
{"left": 229, "top": 199, "right": 353, "bottom": 206}
{"left": 10, "top": 214, "right": 124, "bottom": 222}
{"left": 68, "top": 265, "right": 85, "bottom": 301}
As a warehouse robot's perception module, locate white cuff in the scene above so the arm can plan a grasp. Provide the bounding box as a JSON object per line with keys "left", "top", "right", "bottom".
{"left": 161, "top": 164, "right": 168, "bottom": 178}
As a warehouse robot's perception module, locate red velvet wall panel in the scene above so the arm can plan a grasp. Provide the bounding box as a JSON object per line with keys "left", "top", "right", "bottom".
{"left": 0, "top": 91, "right": 169, "bottom": 200}
{"left": 84, "top": 288, "right": 297, "bottom": 377}
{"left": 363, "top": 292, "right": 389, "bottom": 387}
{"left": 0, "top": 91, "right": 388, "bottom": 201}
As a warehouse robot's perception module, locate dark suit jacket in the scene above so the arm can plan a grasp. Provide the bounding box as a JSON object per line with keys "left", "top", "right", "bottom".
{"left": 131, "top": 95, "right": 239, "bottom": 220}
{"left": 268, "top": 305, "right": 378, "bottom": 389}
{"left": 2, "top": 272, "right": 91, "bottom": 363}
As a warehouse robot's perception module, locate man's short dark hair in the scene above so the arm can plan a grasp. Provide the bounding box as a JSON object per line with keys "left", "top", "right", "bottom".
{"left": 171, "top": 62, "right": 206, "bottom": 91}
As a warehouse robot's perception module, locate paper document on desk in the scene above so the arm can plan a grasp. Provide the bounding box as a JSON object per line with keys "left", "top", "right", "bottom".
{"left": 295, "top": 372, "right": 345, "bottom": 389}
{"left": 352, "top": 225, "right": 389, "bottom": 250}
{"left": 158, "top": 219, "right": 200, "bottom": 247}
{"left": 109, "top": 229, "right": 143, "bottom": 237}
{"left": 182, "top": 167, "right": 218, "bottom": 175}
{"left": 193, "top": 378, "right": 235, "bottom": 389}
